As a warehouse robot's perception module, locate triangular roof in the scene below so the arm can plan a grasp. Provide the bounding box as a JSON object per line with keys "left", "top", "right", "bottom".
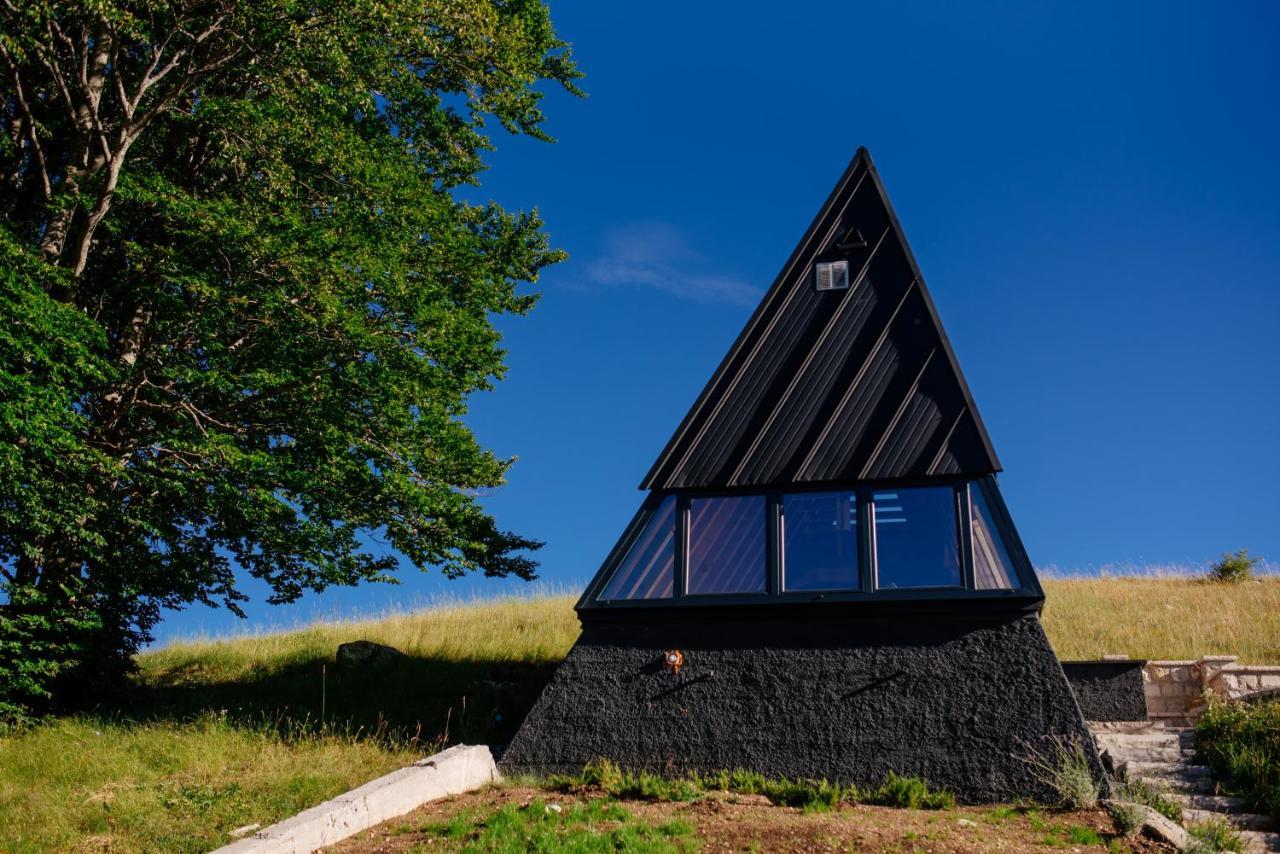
{"left": 642, "top": 148, "right": 1000, "bottom": 491}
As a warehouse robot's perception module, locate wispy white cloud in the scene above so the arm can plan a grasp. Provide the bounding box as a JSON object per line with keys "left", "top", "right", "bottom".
{"left": 580, "top": 222, "right": 762, "bottom": 307}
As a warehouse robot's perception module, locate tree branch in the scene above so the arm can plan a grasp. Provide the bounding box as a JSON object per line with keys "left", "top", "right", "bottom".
{"left": 0, "top": 45, "right": 53, "bottom": 199}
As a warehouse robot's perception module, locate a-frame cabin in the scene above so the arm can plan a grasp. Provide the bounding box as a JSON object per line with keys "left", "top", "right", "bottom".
{"left": 502, "top": 149, "right": 1101, "bottom": 802}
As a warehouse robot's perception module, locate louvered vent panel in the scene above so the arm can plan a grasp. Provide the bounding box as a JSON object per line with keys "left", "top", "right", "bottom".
{"left": 815, "top": 260, "right": 849, "bottom": 291}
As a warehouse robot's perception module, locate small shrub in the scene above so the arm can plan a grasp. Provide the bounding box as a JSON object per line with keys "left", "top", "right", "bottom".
{"left": 1024, "top": 737, "right": 1100, "bottom": 809}
{"left": 1196, "top": 698, "right": 1280, "bottom": 822}
{"left": 1206, "top": 549, "right": 1257, "bottom": 584}
{"left": 1186, "top": 816, "right": 1246, "bottom": 853}
{"left": 1106, "top": 801, "right": 1145, "bottom": 837}
{"left": 693, "top": 768, "right": 856, "bottom": 811}
{"left": 549, "top": 759, "right": 700, "bottom": 803}
{"left": 1115, "top": 778, "right": 1182, "bottom": 823}
{"left": 575, "top": 757, "right": 624, "bottom": 790}
{"left": 867, "top": 772, "right": 955, "bottom": 810}
{"left": 614, "top": 771, "right": 702, "bottom": 802}
{"left": 766, "top": 778, "right": 855, "bottom": 811}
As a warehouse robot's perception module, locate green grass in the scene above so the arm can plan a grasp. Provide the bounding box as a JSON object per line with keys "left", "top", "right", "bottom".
{"left": 408, "top": 797, "right": 698, "bottom": 852}
{"left": 1, "top": 577, "right": 1276, "bottom": 851}
{"left": 1196, "top": 697, "right": 1280, "bottom": 822}
{"left": 865, "top": 771, "right": 956, "bottom": 810}
{"left": 1030, "top": 813, "right": 1105, "bottom": 848}
{"left": 1186, "top": 816, "right": 1246, "bottom": 853}
{"left": 0, "top": 595, "right": 575, "bottom": 853}
{"left": 0, "top": 713, "right": 417, "bottom": 853}
{"left": 136, "top": 595, "right": 579, "bottom": 747}
{"left": 550, "top": 759, "right": 953, "bottom": 814}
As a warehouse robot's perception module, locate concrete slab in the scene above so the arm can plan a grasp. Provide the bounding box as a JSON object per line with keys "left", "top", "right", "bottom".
{"left": 211, "top": 744, "right": 500, "bottom": 854}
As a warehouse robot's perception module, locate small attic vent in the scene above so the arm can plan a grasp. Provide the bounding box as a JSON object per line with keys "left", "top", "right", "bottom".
{"left": 814, "top": 260, "right": 849, "bottom": 291}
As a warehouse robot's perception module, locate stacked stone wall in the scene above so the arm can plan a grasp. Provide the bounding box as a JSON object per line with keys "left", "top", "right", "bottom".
{"left": 1141, "top": 656, "right": 1280, "bottom": 724}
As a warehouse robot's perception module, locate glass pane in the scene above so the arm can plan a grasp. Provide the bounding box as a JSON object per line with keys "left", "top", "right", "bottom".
{"left": 971, "top": 483, "right": 1018, "bottom": 590}
{"left": 688, "top": 495, "right": 766, "bottom": 595}
{"left": 599, "top": 495, "right": 676, "bottom": 600}
{"left": 783, "top": 491, "right": 859, "bottom": 591}
{"left": 874, "top": 486, "right": 961, "bottom": 589}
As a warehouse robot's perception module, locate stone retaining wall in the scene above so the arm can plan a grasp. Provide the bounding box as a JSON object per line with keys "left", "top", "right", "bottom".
{"left": 1142, "top": 656, "right": 1280, "bottom": 723}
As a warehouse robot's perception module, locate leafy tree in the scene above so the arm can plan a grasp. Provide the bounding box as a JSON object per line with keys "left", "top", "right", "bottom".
{"left": 0, "top": 0, "right": 580, "bottom": 714}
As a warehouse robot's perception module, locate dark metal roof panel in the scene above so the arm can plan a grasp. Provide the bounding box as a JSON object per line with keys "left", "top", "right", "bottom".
{"left": 641, "top": 149, "right": 1001, "bottom": 491}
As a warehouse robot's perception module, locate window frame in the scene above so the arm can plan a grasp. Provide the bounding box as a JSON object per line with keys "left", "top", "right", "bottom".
{"left": 580, "top": 476, "right": 1037, "bottom": 610}
{"left": 684, "top": 492, "right": 770, "bottom": 597}
{"left": 868, "top": 484, "right": 967, "bottom": 593}
{"left": 779, "top": 489, "right": 862, "bottom": 594}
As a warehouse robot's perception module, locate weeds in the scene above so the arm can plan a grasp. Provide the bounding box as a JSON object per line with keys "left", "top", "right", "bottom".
{"left": 1023, "top": 737, "right": 1100, "bottom": 809}
{"left": 415, "top": 797, "right": 695, "bottom": 852}
{"left": 549, "top": 759, "right": 700, "bottom": 803}
{"left": 1196, "top": 697, "right": 1280, "bottom": 822}
{"left": 693, "top": 768, "right": 857, "bottom": 811}
{"left": 1106, "top": 800, "right": 1145, "bottom": 837}
{"left": 1067, "top": 824, "right": 1105, "bottom": 844}
{"left": 866, "top": 771, "right": 955, "bottom": 810}
{"left": 549, "top": 760, "right": 953, "bottom": 814}
{"left": 1113, "top": 778, "right": 1182, "bottom": 822}
{"left": 1186, "top": 816, "right": 1246, "bottom": 852}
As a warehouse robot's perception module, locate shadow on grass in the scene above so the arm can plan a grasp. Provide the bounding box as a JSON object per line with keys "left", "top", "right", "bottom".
{"left": 95, "top": 655, "right": 558, "bottom": 751}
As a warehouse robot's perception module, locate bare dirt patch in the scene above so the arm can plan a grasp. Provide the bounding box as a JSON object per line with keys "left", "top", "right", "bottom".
{"left": 325, "top": 785, "right": 1173, "bottom": 853}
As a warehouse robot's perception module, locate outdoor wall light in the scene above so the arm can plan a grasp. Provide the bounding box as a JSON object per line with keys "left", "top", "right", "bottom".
{"left": 662, "top": 649, "right": 684, "bottom": 675}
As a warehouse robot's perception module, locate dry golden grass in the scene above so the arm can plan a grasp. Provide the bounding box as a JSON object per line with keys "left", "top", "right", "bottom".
{"left": 1041, "top": 575, "right": 1280, "bottom": 663}
{"left": 142, "top": 595, "right": 581, "bottom": 686}
{"left": 143, "top": 577, "right": 1280, "bottom": 682}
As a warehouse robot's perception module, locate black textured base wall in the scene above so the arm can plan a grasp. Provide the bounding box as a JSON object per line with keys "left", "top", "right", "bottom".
{"left": 1061, "top": 660, "right": 1149, "bottom": 722}
{"left": 501, "top": 608, "right": 1102, "bottom": 803}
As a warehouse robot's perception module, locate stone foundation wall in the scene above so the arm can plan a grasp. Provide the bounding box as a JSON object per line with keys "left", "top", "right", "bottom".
{"left": 1142, "top": 656, "right": 1280, "bottom": 723}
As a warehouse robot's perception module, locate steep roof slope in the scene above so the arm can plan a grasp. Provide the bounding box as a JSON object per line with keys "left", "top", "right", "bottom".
{"left": 642, "top": 148, "right": 1001, "bottom": 491}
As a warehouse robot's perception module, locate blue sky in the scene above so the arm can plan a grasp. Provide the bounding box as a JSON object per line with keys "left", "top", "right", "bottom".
{"left": 160, "top": 1, "right": 1280, "bottom": 641}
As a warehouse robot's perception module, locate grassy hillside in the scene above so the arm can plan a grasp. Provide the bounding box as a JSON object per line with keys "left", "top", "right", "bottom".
{"left": 1041, "top": 575, "right": 1280, "bottom": 662}
{"left": 1, "top": 577, "right": 1276, "bottom": 851}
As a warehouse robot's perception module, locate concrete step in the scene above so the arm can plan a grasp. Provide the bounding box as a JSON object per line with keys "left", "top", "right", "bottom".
{"left": 1105, "top": 746, "right": 1192, "bottom": 763}
{"left": 1133, "top": 774, "right": 1218, "bottom": 796}
{"left": 1095, "top": 731, "right": 1195, "bottom": 749}
{"left": 1185, "top": 808, "right": 1278, "bottom": 832}
{"left": 1237, "top": 829, "right": 1280, "bottom": 853}
{"left": 1122, "top": 760, "right": 1212, "bottom": 780}
{"left": 1164, "top": 792, "right": 1250, "bottom": 812}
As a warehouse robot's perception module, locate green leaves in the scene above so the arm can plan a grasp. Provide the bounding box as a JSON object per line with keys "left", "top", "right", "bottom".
{"left": 0, "top": 0, "right": 579, "bottom": 712}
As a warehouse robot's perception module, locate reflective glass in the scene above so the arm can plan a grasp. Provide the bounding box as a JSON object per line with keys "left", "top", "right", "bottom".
{"left": 598, "top": 495, "right": 676, "bottom": 600}
{"left": 873, "top": 487, "right": 961, "bottom": 589}
{"left": 782, "top": 491, "right": 859, "bottom": 591}
{"left": 971, "top": 483, "right": 1018, "bottom": 589}
{"left": 688, "top": 495, "right": 766, "bottom": 595}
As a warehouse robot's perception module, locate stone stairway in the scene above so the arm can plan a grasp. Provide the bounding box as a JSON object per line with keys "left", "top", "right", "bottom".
{"left": 1093, "top": 725, "right": 1280, "bottom": 852}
